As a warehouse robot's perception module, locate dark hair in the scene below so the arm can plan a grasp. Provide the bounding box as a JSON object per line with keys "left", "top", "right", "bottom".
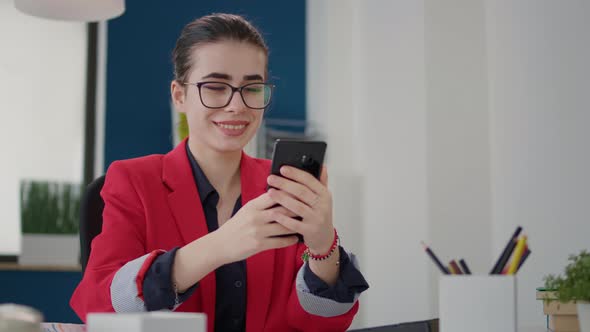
{"left": 172, "top": 13, "right": 269, "bottom": 83}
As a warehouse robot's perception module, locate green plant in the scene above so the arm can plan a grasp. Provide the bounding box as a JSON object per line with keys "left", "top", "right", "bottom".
{"left": 178, "top": 112, "right": 189, "bottom": 141}
{"left": 20, "top": 180, "right": 81, "bottom": 234}
{"left": 544, "top": 250, "right": 590, "bottom": 303}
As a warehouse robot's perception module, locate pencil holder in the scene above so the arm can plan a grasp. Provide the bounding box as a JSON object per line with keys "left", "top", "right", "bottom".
{"left": 439, "top": 275, "right": 516, "bottom": 332}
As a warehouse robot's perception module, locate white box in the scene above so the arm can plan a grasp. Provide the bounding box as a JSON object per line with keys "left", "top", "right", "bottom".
{"left": 87, "top": 312, "right": 206, "bottom": 332}
{"left": 439, "top": 275, "right": 516, "bottom": 332}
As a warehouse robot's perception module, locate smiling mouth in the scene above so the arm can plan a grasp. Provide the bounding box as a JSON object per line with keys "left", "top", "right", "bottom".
{"left": 215, "top": 122, "right": 247, "bottom": 130}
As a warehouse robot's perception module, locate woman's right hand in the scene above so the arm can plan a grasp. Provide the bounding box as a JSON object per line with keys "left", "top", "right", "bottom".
{"left": 214, "top": 192, "right": 299, "bottom": 264}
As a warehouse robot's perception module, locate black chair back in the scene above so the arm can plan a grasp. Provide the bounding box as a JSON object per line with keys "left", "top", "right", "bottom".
{"left": 79, "top": 175, "right": 105, "bottom": 273}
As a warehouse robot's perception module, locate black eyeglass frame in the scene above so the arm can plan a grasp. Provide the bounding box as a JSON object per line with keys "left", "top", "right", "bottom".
{"left": 183, "top": 81, "right": 275, "bottom": 110}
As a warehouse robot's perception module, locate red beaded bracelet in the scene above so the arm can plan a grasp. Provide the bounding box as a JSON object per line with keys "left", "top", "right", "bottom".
{"left": 302, "top": 228, "right": 339, "bottom": 262}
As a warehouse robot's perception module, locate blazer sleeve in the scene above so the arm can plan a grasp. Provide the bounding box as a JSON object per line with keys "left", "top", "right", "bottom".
{"left": 286, "top": 243, "right": 360, "bottom": 332}
{"left": 70, "top": 161, "right": 150, "bottom": 322}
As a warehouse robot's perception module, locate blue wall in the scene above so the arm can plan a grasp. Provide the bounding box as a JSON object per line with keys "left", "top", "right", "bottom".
{"left": 105, "top": 0, "right": 306, "bottom": 168}
{"left": 0, "top": 270, "right": 82, "bottom": 323}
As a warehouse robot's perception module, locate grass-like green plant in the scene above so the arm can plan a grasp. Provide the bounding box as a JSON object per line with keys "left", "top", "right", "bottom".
{"left": 178, "top": 112, "right": 189, "bottom": 141}
{"left": 544, "top": 250, "right": 590, "bottom": 303}
{"left": 20, "top": 180, "right": 81, "bottom": 234}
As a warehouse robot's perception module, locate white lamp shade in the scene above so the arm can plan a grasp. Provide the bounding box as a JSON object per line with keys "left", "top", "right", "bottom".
{"left": 14, "top": 0, "right": 125, "bottom": 22}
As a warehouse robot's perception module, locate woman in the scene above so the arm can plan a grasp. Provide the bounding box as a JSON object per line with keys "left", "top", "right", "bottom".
{"left": 71, "top": 13, "right": 368, "bottom": 332}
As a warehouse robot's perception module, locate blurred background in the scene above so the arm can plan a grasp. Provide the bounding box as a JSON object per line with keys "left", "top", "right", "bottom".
{"left": 1, "top": 0, "right": 589, "bottom": 329}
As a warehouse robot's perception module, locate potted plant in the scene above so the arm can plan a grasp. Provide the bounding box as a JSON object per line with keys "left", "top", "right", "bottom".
{"left": 20, "top": 180, "right": 81, "bottom": 266}
{"left": 545, "top": 250, "right": 590, "bottom": 332}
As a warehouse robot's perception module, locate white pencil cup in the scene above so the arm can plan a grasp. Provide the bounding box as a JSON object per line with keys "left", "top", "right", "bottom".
{"left": 439, "top": 275, "right": 517, "bottom": 332}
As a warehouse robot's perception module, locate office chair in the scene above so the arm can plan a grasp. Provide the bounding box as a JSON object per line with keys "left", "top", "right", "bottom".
{"left": 79, "top": 175, "right": 106, "bottom": 273}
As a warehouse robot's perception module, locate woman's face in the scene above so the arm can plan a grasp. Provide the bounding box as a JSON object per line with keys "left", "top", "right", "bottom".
{"left": 173, "top": 40, "right": 267, "bottom": 154}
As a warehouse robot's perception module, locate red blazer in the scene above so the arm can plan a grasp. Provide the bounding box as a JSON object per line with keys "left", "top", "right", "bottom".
{"left": 70, "top": 140, "right": 358, "bottom": 332}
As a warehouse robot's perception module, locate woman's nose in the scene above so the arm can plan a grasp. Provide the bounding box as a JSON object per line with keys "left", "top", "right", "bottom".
{"left": 225, "top": 91, "right": 247, "bottom": 113}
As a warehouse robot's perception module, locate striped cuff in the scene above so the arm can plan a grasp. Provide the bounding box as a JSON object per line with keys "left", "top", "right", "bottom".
{"left": 111, "top": 254, "right": 149, "bottom": 312}
{"left": 111, "top": 251, "right": 164, "bottom": 313}
{"left": 295, "top": 251, "right": 362, "bottom": 317}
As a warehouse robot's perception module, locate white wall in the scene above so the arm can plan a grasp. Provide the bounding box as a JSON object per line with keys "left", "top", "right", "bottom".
{"left": 308, "top": 0, "right": 432, "bottom": 327}
{"left": 424, "top": 0, "right": 492, "bottom": 316}
{"left": 355, "top": 1, "right": 433, "bottom": 326}
{"left": 0, "top": 3, "right": 86, "bottom": 255}
{"left": 308, "top": 0, "right": 590, "bottom": 328}
{"left": 306, "top": 1, "right": 366, "bottom": 327}
{"left": 486, "top": 0, "right": 590, "bottom": 326}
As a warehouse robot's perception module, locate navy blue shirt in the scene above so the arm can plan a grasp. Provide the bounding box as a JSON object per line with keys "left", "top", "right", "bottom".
{"left": 142, "top": 145, "right": 369, "bottom": 331}
{"left": 188, "top": 148, "right": 246, "bottom": 332}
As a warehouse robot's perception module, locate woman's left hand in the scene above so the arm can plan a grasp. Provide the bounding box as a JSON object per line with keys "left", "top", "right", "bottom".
{"left": 267, "top": 166, "right": 335, "bottom": 254}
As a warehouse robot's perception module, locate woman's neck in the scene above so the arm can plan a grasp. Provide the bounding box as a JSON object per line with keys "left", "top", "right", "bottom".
{"left": 187, "top": 138, "right": 242, "bottom": 196}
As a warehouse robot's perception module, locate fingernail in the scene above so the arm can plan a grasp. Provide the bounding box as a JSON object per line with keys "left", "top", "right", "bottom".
{"left": 280, "top": 166, "right": 289, "bottom": 174}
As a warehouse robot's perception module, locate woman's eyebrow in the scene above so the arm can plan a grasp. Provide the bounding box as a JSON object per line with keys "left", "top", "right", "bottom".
{"left": 201, "top": 72, "right": 232, "bottom": 80}
{"left": 201, "top": 72, "right": 263, "bottom": 81}
{"left": 243, "top": 74, "right": 263, "bottom": 81}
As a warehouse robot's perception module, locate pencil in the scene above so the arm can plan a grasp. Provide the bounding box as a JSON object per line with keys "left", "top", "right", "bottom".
{"left": 490, "top": 226, "right": 522, "bottom": 274}
{"left": 516, "top": 248, "right": 531, "bottom": 272}
{"left": 421, "top": 241, "right": 450, "bottom": 275}
{"left": 448, "top": 264, "right": 457, "bottom": 274}
{"left": 507, "top": 235, "right": 527, "bottom": 275}
{"left": 501, "top": 244, "right": 528, "bottom": 274}
{"left": 459, "top": 259, "right": 472, "bottom": 275}
{"left": 449, "top": 260, "right": 463, "bottom": 275}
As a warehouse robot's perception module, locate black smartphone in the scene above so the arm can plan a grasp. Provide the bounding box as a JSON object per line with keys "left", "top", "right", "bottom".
{"left": 269, "top": 139, "right": 327, "bottom": 181}
{"left": 268, "top": 139, "right": 327, "bottom": 242}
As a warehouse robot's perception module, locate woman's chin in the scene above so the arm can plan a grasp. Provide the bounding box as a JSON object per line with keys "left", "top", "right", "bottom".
{"left": 211, "top": 138, "right": 250, "bottom": 153}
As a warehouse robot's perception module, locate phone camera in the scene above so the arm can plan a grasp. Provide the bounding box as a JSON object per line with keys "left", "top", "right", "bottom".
{"left": 301, "top": 154, "right": 314, "bottom": 166}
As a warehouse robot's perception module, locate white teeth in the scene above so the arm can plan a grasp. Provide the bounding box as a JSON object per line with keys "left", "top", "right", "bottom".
{"left": 217, "top": 123, "right": 246, "bottom": 130}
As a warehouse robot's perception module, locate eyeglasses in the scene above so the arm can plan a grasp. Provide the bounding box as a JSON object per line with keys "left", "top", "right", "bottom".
{"left": 183, "top": 81, "right": 274, "bottom": 110}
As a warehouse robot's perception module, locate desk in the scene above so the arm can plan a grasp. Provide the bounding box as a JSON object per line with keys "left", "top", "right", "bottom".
{"left": 40, "top": 323, "right": 548, "bottom": 332}
{"left": 42, "top": 323, "right": 84, "bottom": 332}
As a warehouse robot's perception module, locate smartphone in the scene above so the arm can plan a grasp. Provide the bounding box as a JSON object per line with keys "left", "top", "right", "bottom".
{"left": 268, "top": 139, "right": 327, "bottom": 242}
{"left": 269, "top": 139, "right": 327, "bottom": 180}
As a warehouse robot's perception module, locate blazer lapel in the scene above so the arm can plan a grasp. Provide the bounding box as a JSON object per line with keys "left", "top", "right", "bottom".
{"left": 162, "top": 139, "right": 216, "bottom": 331}
{"left": 241, "top": 153, "right": 276, "bottom": 332}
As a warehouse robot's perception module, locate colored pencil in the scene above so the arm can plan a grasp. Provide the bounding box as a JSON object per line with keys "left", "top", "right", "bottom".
{"left": 448, "top": 264, "right": 456, "bottom": 274}
{"left": 516, "top": 248, "right": 531, "bottom": 272}
{"left": 421, "top": 241, "right": 450, "bottom": 275}
{"left": 490, "top": 226, "right": 522, "bottom": 274}
{"left": 449, "top": 260, "right": 463, "bottom": 275}
{"left": 501, "top": 244, "right": 528, "bottom": 274}
{"left": 495, "top": 238, "right": 518, "bottom": 274}
{"left": 507, "top": 235, "right": 527, "bottom": 275}
{"left": 459, "top": 259, "right": 472, "bottom": 275}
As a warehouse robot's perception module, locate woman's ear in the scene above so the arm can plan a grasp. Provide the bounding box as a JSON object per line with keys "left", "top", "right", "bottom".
{"left": 171, "top": 80, "right": 186, "bottom": 112}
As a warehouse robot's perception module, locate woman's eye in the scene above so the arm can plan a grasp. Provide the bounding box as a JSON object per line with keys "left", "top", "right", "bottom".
{"left": 244, "top": 86, "right": 263, "bottom": 93}
{"left": 204, "top": 84, "right": 228, "bottom": 92}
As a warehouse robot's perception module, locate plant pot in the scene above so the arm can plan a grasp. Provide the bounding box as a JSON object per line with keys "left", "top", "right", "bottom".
{"left": 579, "top": 302, "right": 590, "bottom": 332}
{"left": 19, "top": 234, "right": 79, "bottom": 266}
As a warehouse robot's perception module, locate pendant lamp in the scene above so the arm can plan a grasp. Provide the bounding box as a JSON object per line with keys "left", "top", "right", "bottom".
{"left": 14, "top": 0, "right": 125, "bottom": 22}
